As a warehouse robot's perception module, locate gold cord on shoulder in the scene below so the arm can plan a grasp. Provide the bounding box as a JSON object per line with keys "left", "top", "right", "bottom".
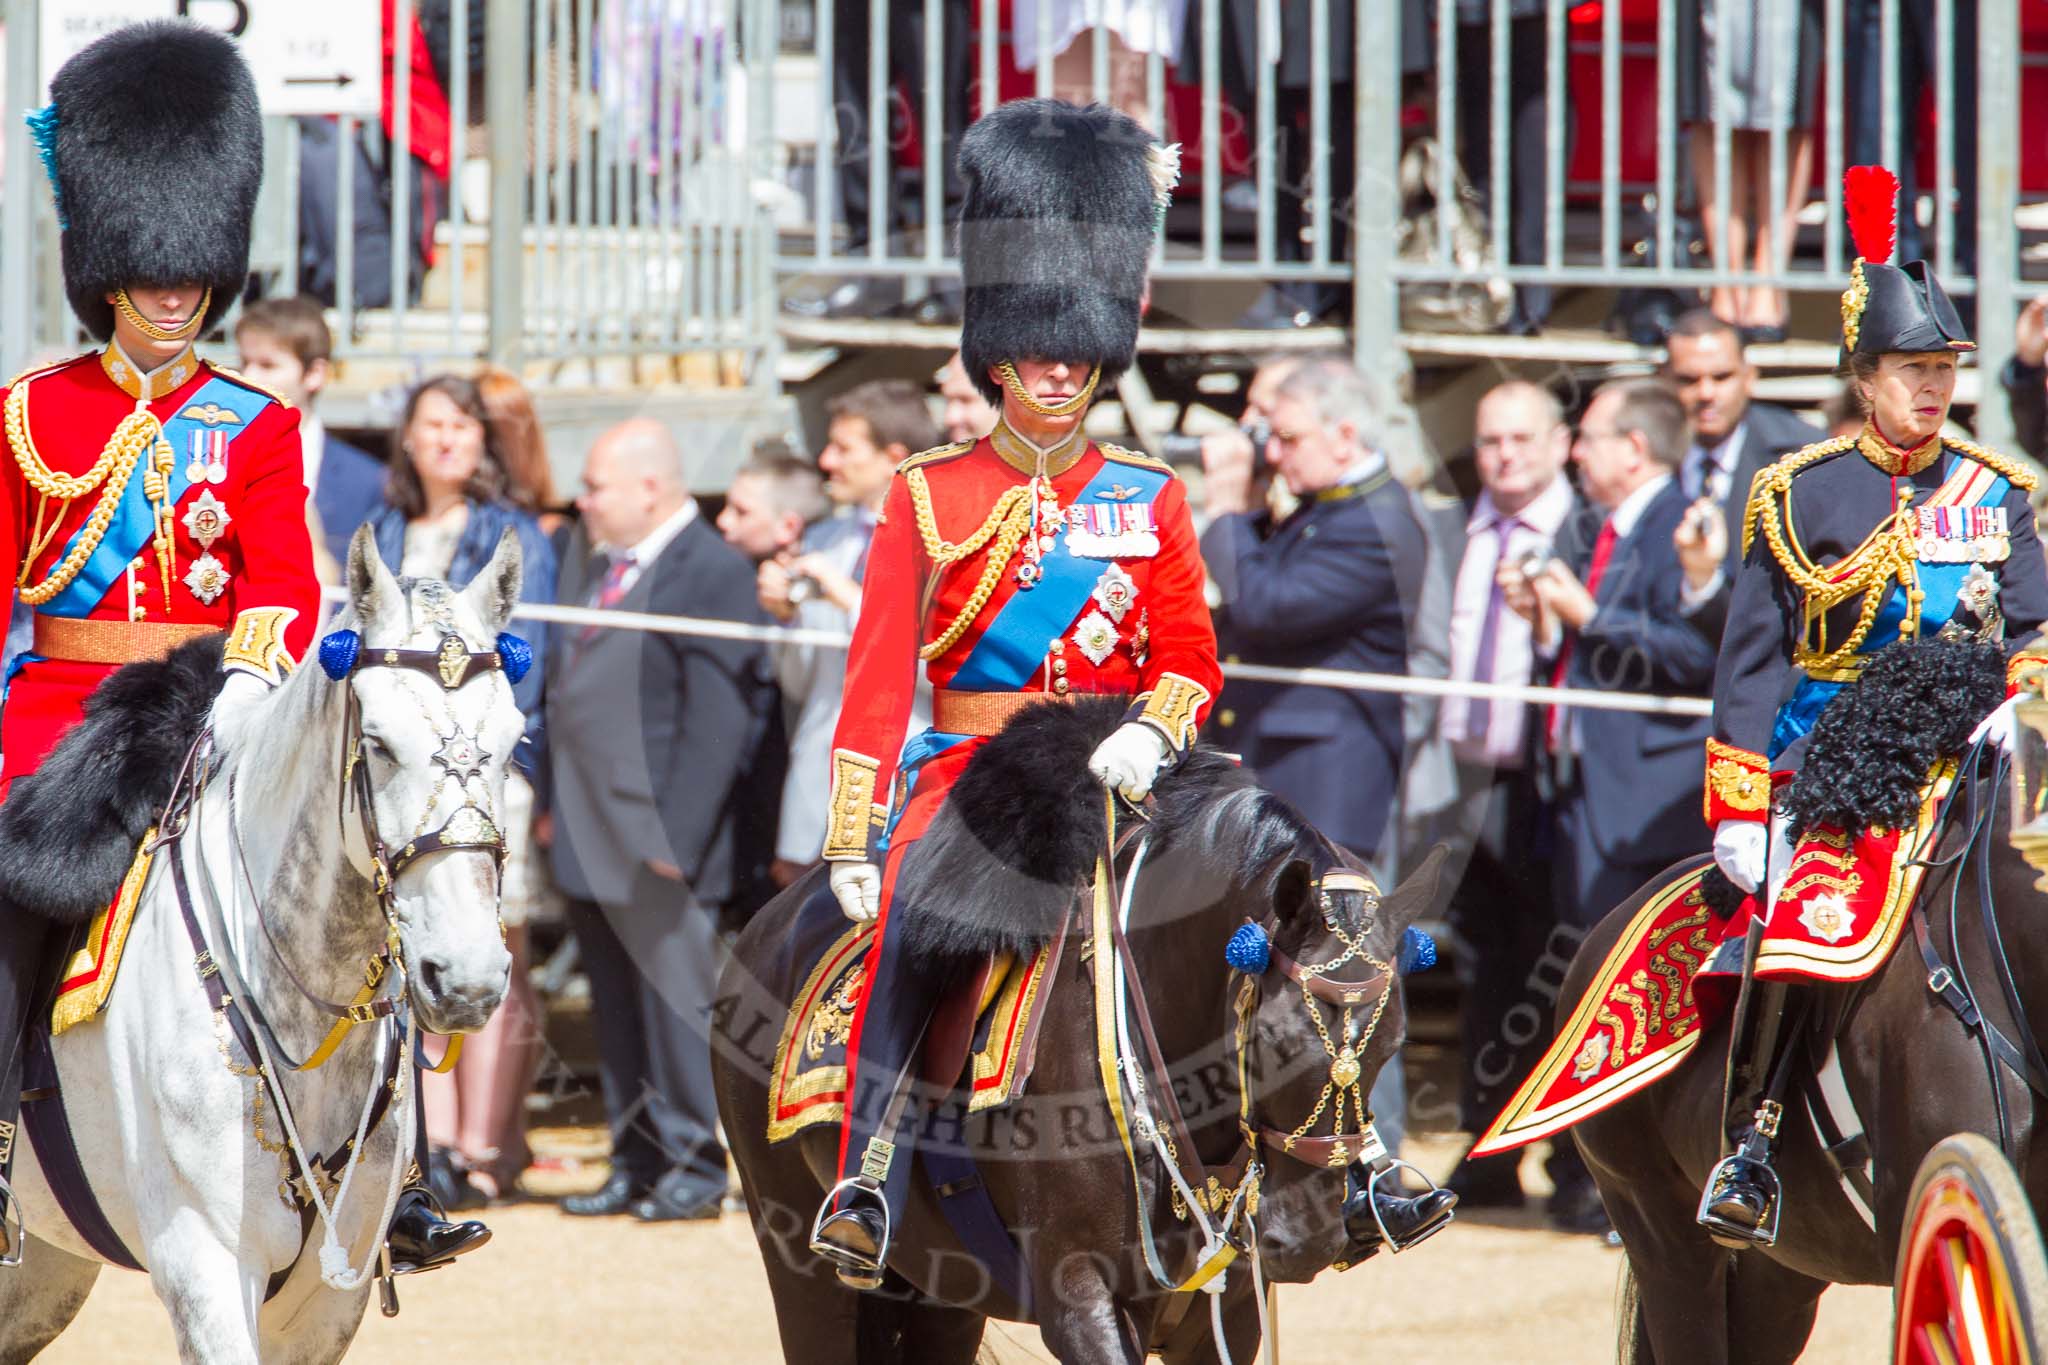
{"left": 1947, "top": 437, "right": 2040, "bottom": 493}
{"left": 1748, "top": 436, "right": 1919, "bottom": 674}
{"left": 906, "top": 468, "right": 1034, "bottom": 660}
{"left": 7, "top": 376, "right": 172, "bottom": 605}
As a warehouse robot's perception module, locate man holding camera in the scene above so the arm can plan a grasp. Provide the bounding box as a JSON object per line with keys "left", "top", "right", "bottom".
{"left": 1437, "top": 380, "right": 1585, "bottom": 1216}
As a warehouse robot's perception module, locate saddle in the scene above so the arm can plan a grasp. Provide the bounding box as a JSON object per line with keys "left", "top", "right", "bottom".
{"left": 765, "top": 901, "right": 1066, "bottom": 1146}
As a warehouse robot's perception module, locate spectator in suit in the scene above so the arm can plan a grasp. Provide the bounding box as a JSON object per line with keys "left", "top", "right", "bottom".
{"left": 548, "top": 418, "right": 775, "bottom": 1222}
{"left": 718, "top": 445, "right": 839, "bottom": 889}
{"left": 1436, "top": 380, "right": 1580, "bottom": 1214}
{"left": 1661, "top": 308, "right": 1824, "bottom": 639}
{"left": 1202, "top": 356, "right": 1428, "bottom": 861}
{"left": 367, "top": 375, "right": 557, "bottom": 1207}
{"left": 1504, "top": 377, "right": 1716, "bottom": 929}
{"left": 234, "top": 296, "right": 387, "bottom": 581}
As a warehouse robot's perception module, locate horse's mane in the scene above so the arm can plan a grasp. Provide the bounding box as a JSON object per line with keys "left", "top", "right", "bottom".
{"left": 889, "top": 697, "right": 1321, "bottom": 970}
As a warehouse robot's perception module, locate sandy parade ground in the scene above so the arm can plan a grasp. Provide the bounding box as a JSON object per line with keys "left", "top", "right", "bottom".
{"left": 36, "top": 1131, "right": 1891, "bottom": 1363}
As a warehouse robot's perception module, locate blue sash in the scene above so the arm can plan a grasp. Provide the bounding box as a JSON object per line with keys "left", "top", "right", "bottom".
{"left": 947, "top": 459, "right": 1170, "bottom": 692}
{"left": 42, "top": 377, "right": 274, "bottom": 618}
{"left": 1768, "top": 463, "right": 2013, "bottom": 760}
{"left": 876, "top": 728, "right": 973, "bottom": 853}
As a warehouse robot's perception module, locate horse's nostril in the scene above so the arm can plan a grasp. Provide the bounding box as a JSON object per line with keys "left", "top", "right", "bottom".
{"left": 419, "top": 957, "right": 446, "bottom": 999}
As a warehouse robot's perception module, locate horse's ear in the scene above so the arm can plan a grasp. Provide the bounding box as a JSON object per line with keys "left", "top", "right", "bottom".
{"left": 346, "top": 524, "right": 404, "bottom": 628}
{"left": 1271, "top": 858, "right": 1317, "bottom": 927}
{"left": 1374, "top": 844, "right": 1452, "bottom": 937}
{"left": 458, "top": 527, "right": 524, "bottom": 635}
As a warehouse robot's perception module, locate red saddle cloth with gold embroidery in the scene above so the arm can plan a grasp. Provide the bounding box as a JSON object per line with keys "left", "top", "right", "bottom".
{"left": 1472, "top": 762, "right": 1955, "bottom": 1157}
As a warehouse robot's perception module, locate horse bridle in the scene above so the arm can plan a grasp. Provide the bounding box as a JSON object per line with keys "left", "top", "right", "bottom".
{"left": 1228, "top": 867, "right": 1397, "bottom": 1171}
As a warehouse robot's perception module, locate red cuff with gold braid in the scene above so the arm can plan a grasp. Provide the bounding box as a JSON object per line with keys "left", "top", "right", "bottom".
{"left": 1703, "top": 738, "right": 1771, "bottom": 825}
{"left": 2008, "top": 651, "right": 2048, "bottom": 699}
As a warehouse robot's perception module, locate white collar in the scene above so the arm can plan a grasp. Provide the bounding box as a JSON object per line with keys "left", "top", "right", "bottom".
{"left": 1469, "top": 472, "right": 1573, "bottom": 537}
{"left": 1606, "top": 472, "right": 1673, "bottom": 539}
{"left": 611, "top": 498, "right": 698, "bottom": 565}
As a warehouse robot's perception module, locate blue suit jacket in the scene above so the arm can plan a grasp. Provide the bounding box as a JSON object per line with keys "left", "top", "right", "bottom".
{"left": 1204, "top": 469, "right": 1427, "bottom": 857}
{"left": 1559, "top": 478, "right": 1716, "bottom": 867}
{"left": 315, "top": 435, "right": 388, "bottom": 567}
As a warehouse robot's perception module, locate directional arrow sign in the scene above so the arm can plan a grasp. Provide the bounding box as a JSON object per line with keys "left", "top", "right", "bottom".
{"left": 40, "top": 1, "right": 380, "bottom": 117}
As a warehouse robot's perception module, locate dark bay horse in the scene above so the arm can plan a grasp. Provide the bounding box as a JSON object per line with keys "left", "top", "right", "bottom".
{"left": 711, "top": 708, "right": 1445, "bottom": 1364}
{"left": 1572, "top": 753, "right": 2048, "bottom": 1364}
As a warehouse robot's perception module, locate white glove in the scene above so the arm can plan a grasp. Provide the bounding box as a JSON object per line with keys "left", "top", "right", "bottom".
{"left": 1088, "top": 722, "right": 1172, "bottom": 803}
{"left": 1712, "top": 819, "right": 1767, "bottom": 895}
{"left": 210, "top": 670, "right": 272, "bottom": 746}
{"left": 1971, "top": 695, "right": 2020, "bottom": 753}
{"left": 829, "top": 861, "right": 881, "bottom": 923}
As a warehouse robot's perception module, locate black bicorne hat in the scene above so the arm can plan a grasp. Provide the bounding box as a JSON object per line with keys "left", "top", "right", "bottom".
{"left": 1841, "top": 164, "right": 1975, "bottom": 358}
{"left": 956, "top": 99, "right": 1178, "bottom": 406}
{"left": 35, "top": 21, "right": 264, "bottom": 340}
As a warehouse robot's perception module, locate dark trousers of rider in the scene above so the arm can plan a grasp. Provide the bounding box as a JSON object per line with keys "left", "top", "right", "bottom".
{"left": 1445, "top": 764, "right": 1584, "bottom": 1191}
{"left": 832, "top": 881, "right": 936, "bottom": 1222}
{"left": 0, "top": 910, "right": 52, "bottom": 1179}
{"left": 565, "top": 890, "right": 729, "bottom": 1205}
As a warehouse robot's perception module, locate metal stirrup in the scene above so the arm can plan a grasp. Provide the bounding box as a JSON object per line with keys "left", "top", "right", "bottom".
{"left": 810, "top": 1177, "right": 890, "bottom": 1269}
{"left": 0, "top": 1176, "right": 23, "bottom": 1269}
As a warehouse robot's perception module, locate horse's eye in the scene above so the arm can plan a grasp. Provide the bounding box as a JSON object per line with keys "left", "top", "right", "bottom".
{"left": 361, "top": 735, "right": 394, "bottom": 763}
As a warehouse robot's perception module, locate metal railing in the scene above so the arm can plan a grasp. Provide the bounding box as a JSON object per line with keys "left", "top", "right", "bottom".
{"left": 0, "top": 0, "right": 784, "bottom": 385}
{"left": 769, "top": 0, "right": 2032, "bottom": 442}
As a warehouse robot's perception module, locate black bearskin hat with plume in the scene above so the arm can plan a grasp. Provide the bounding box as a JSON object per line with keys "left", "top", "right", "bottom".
{"left": 1840, "top": 164, "right": 1974, "bottom": 358}
{"left": 32, "top": 21, "right": 263, "bottom": 340}
{"left": 955, "top": 99, "right": 1178, "bottom": 406}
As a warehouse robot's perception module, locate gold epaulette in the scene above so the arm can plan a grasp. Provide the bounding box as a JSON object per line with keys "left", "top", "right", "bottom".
{"left": 1741, "top": 435, "right": 1857, "bottom": 559}
{"left": 205, "top": 364, "right": 290, "bottom": 410}
{"left": 896, "top": 440, "right": 973, "bottom": 474}
{"left": 1100, "top": 442, "right": 1173, "bottom": 474}
{"left": 1946, "top": 437, "right": 2040, "bottom": 494}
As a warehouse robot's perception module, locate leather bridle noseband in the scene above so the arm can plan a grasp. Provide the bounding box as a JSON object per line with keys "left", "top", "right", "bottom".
{"left": 1228, "top": 867, "right": 1397, "bottom": 1171}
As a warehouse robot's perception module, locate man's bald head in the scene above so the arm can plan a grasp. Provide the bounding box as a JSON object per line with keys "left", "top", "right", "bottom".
{"left": 578, "top": 417, "right": 693, "bottom": 551}
{"left": 1472, "top": 379, "right": 1570, "bottom": 515}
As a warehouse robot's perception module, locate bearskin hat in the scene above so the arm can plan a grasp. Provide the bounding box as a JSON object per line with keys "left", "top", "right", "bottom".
{"left": 36, "top": 21, "right": 263, "bottom": 340}
{"left": 956, "top": 99, "right": 1176, "bottom": 406}
{"left": 1841, "top": 164, "right": 1974, "bottom": 358}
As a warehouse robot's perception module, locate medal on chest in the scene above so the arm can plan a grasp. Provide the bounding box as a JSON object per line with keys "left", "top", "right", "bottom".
{"left": 185, "top": 428, "right": 229, "bottom": 485}
{"left": 1013, "top": 477, "right": 1065, "bottom": 590}
{"left": 1066, "top": 499, "right": 1160, "bottom": 559}
{"left": 1915, "top": 503, "right": 2010, "bottom": 563}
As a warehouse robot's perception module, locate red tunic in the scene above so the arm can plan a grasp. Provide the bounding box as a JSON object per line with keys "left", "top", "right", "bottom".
{"left": 823, "top": 427, "right": 1222, "bottom": 866}
{"left": 0, "top": 346, "right": 319, "bottom": 787}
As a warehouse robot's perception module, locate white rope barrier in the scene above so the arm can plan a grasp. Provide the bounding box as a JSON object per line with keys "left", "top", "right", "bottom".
{"left": 325, "top": 589, "right": 1715, "bottom": 718}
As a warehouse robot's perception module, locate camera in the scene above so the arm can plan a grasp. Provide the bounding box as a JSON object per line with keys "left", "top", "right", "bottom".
{"left": 1159, "top": 432, "right": 1206, "bottom": 465}
{"left": 786, "top": 572, "right": 821, "bottom": 606}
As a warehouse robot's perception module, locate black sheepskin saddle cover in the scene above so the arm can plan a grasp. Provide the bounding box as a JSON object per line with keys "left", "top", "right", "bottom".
{"left": 1778, "top": 637, "right": 2005, "bottom": 839}
{"left": 890, "top": 697, "right": 1252, "bottom": 972}
{"left": 0, "top": 634, "right": 226, "bottom": 923}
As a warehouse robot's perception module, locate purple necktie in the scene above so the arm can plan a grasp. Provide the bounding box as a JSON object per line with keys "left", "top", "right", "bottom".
{"left": 1465, "top": 516, "right": 1521, "bottom": 746}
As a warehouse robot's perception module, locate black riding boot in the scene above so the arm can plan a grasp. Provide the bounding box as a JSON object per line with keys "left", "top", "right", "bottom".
{"left": 1339, "top": 1124, "right": 1458, "bottom": 1260}
{"left": 811, "top": 900, "right": 937, "bottom": 1292}
{"left": 0, "top": 911, "right": 52, "bottom": 1269}
{"left": 1698, "top": 946, "right": 1795, "bottom": 1250}
{"left": 384, "top": 1067, "right": 491, "bottom": 1276}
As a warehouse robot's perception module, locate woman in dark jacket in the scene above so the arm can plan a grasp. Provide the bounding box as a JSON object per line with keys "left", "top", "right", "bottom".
{"left": 369, "top": 372, "right": 557, "bottom": 1204}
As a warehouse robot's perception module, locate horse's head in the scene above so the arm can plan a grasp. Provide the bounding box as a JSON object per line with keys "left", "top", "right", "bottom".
{"left": 1229, "top": 843, "right": 1447, "bottom": 1282}
{"left": 329, "top": 525, "right": 528, "bottom": 1034}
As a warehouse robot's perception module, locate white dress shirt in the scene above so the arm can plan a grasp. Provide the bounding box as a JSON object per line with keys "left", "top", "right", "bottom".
{"left": 1441, "top": 474, "right": 1576, "bottom": 767}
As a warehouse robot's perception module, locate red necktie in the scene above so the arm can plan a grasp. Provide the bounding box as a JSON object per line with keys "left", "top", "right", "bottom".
{"left": 575, "top": 552, "right": 635, "bottom": 650}
{"left": 1547, "top": 518, "right": 1619, "bottom": 751}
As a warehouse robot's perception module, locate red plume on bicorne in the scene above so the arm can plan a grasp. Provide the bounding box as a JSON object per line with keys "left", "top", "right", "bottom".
{"left": 1844, "top": 164, "right": 1899, "bottom": 265}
